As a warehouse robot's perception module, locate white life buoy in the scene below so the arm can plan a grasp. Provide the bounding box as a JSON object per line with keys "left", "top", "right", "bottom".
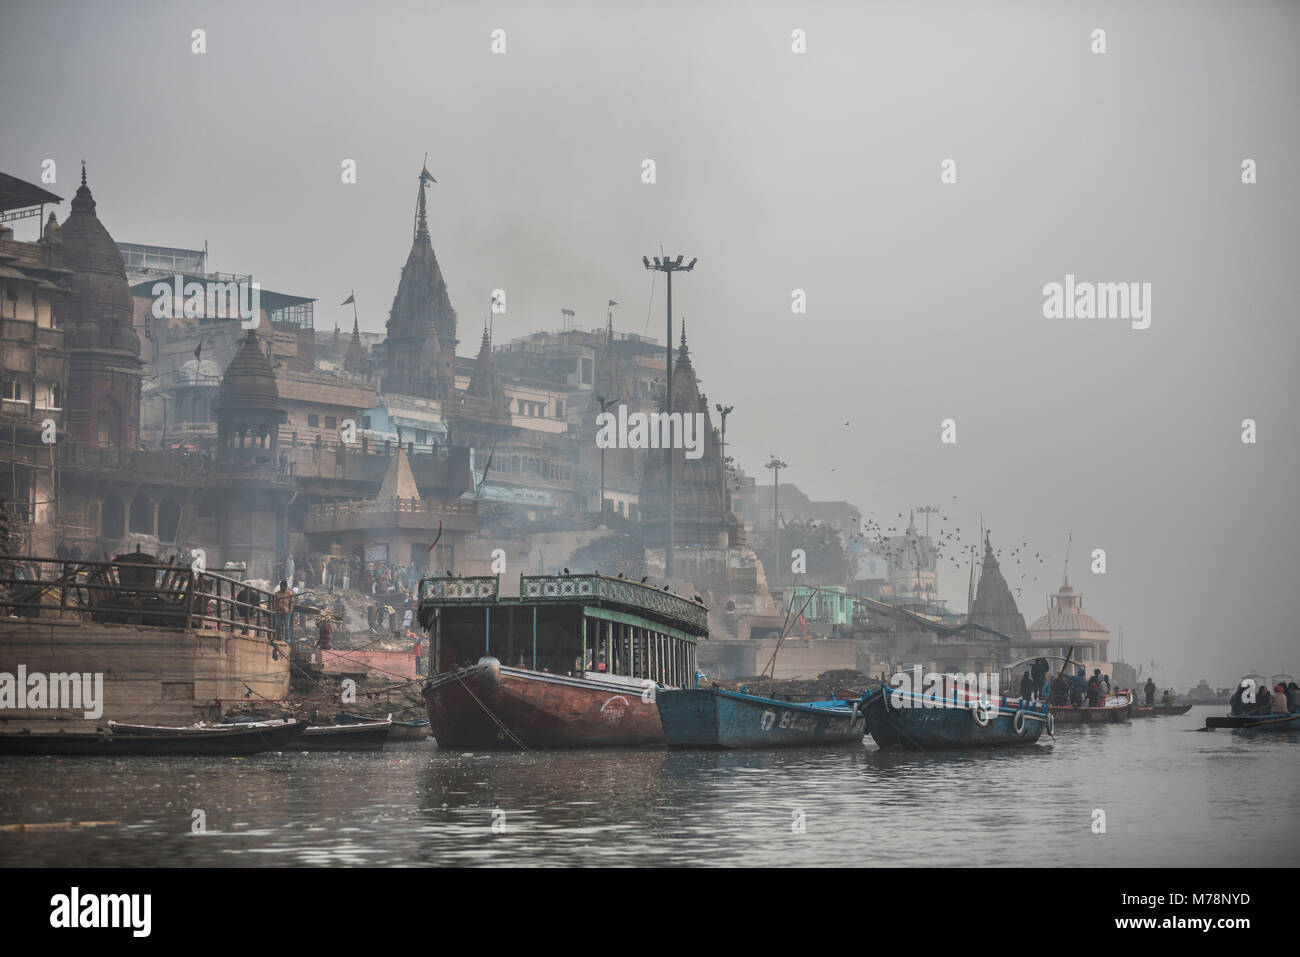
{"left": 1013, "top": 709, "right": 1028, "bottom": 735}
{"left": 1045, "top": 712, "right": 1055, "bottom": 735}
{"left": 972, "top": 700, "right": 991, "bottom": 727}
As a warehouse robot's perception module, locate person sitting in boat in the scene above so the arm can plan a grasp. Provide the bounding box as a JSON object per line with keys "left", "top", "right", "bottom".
{"left": 1031, "top": 658, "right": 1049, "bottom": 690}
{"left": 1069, "top": 681, "right": 1084, "bottom": 708}
{"left": 1018, "top": 671, "right": 1034, "bottom": 700}
{"left": 1161, "top": 689, "right": 1174, "bottom": 707}
{"left": 1144, "top": 678, "right": 1156, "bottom": 705}
{"left": 1287, "top": 682, "right": 1300, "bottom": 714}
{"left": 1086, "top": 676, "right": 1101, "bottom": 708}
{"left": 1229, "top": 681, "right": 1253, "bottom": 715}
{"left": 1271, "top": 684, "right": 1289, "bottom": 715}
{"left": 1098, "top": 673, "right": 1111, "bottom": 696}
{"left": 1050, "top": 675, "right": 1070, "bottom": 706}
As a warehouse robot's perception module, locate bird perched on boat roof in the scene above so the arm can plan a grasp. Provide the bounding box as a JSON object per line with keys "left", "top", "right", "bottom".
{"left": 640, "top": 576, "right": 648, "bottom": 583}
{"left": 563, "top": 567, "right": 570, "bottom": 576}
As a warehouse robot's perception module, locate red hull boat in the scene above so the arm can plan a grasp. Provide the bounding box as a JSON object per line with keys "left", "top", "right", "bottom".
{"left": 418, "top": 573, "right": 709, "bottom": 750}
{"left": 424, "top": 658, "right": 665, "bottom": 749}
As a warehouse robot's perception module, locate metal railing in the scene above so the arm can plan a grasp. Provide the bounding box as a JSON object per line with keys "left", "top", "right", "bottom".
{"left": 0, "top": 555, "right": 282, "bottom": 640}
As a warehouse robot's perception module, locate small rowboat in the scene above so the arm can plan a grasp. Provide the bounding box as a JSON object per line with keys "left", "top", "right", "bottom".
{"left": 1050, "top": 692, "right": 1133, "bottom": 724}
{"left": 299, "top": 717, "right": 392, "bottom": 751}
{"left": 1204, "top": 712, "right": 1300, "bottom": 736}
{"left": 656, "top": 687, "right": 868, "bottom": 749}
{"left": 1132, "top": 704, "right": 1191, "bottom": 717}
{"left": 3, "top": 720, "right": 308, "bottom": 756}
{"left": 338, "top": 711, "right": 430, "bottom": 741}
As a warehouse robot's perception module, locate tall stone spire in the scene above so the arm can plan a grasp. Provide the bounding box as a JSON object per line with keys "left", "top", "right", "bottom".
{"left": 384, "top": 160, "right": 457, "bottom": 399}
{"left": 969, "top": 532, "right": 1030, "bottom": 642}
{"left": 414, "top": 159, "right": 435, "bottom": 241}
{"left": 59, "top": 165, "right": 143, "bottom": 450}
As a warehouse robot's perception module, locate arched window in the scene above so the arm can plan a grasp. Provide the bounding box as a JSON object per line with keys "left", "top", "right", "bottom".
{"left": 157, "top": 495, "right": 181, "bottom": 542}
{"left": 128, "top": 492, "right": 153, "bottom": 535}
{"left": 101, "top": 495, "right": 123, "bottom": 540}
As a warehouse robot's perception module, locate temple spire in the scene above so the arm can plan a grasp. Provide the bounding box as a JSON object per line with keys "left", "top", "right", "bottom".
{"left": 414, "top": 156, "right": 435, "bottom": 241}
{"left": 80, "top": 160, "right": 87, "bottom": 186}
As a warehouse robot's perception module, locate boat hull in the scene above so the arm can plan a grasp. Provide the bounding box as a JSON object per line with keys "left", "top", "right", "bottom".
{"left": 1, "top": 720, "right": 307, "bottom": 756}
{"left": 866, "top": 692, "right": 1048, "bottom": 749}
{"left": 422, "top": 658, "right": 666, "bottom": 749}
{"left": 1049, "top": 703, "right": 1132, "bottom": 724}
{"left": 298, "top": 721, "right": 391, "bottom": 751}
{"left": 1205, "top": 713, "right": 1300, "bottom": 736}
{"left": 656, "top": 688, "right": 866, "bottom": 749}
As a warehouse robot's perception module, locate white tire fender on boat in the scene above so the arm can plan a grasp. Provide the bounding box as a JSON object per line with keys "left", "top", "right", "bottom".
{"left": 1013, "top": 708, "right": 1028, "bottom": 735}
{"left": 972, "top": 700, "right": 991, "bottom": 727}
{"left": 1045, "top": 711, "right": 1055, "bottom": 735}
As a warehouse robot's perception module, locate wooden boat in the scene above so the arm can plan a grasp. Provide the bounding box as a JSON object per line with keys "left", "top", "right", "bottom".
{"left": 657, "top": 687, "right": 867, "bottom": 749}
{"left": 298, "top": 717, "right": 391, "bottom": 751}
{"left": 1131, "top": 703, "right": 1190, "bottom": 717}
{"left": 425, "top": 658, "right": 666, "bottom": 748}
{"left": 1050, "top": 691, "right": 1133, "bottom": 724}
{"left": 338, "top": 711, "right": 430, "bottom": 741}
{"left": 0, "top": 720, "right": 307, "bottom": 756}
{"left": 419, "top": 573, "right": 708, "bottom": 749}
{"left": 864, "top": 682, "right": 1050, "bottom": 749}
{"left": 1204, "top": 713, "right": 1300, "bottom": 735}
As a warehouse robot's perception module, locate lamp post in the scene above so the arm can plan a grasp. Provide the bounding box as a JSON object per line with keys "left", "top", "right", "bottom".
{"left": 715, "top": 403, "right": 733, "bottom": 477}
{"left": 642, "top": 253, "right": 696, "bottom": 580}
{"left": 596, "top": 394, "right": 620, "bottom": 517}
{"left": 716, "top": 403, "right": 733, "bottom": 567}
{"left": 765, "top": 455, "right": 786, "bottom": 587}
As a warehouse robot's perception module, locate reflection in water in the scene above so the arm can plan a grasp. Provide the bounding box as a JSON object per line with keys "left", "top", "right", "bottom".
{"left": 1, "top": 709, "right": 1296, "bottom": 867}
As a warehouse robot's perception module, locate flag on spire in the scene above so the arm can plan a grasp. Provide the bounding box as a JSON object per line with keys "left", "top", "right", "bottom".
{"left": 341, "top": 292, "right": 355, "bottom": 306}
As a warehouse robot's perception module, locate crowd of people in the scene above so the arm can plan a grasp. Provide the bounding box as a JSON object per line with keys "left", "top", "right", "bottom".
{"left": 1229, "top": 680, "right": 1300, "bottom": 716}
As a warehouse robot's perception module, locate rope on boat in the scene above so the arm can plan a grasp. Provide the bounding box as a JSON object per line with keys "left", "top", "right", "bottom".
{"left": 455, "top": 675, "right": 530, "bottom": 752}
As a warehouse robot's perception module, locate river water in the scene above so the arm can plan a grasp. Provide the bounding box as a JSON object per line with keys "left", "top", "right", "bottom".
{"left": 1, "top": 707, "right": 1295, "bottom": 867}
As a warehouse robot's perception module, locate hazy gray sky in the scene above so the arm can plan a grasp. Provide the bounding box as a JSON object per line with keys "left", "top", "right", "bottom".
{"left": 3, "top": 0, "right": 1297, "bottom": 686}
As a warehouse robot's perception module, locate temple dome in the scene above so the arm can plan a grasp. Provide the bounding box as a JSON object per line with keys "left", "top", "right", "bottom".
{"left": 58, "top": 166, "right": 139, "bottom": 357}
{"left": 1029, "top": 577, "right": 1108, "bottom": 633}
{"left": 218, "top": 330, "right": 280, "bottom": 409}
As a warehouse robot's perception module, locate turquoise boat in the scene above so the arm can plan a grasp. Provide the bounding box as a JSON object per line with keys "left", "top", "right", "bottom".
{"left": 656, "top": 686, "right": 870, "bottom": 749}
{"left": 864, "top": 683, "right": 1051, "bottom": 749}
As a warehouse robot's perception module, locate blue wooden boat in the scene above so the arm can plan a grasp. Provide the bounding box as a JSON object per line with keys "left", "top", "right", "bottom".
{"left": 864, "top": 683, "right": 1051, "bottom": 749}
{"left": 655, "top": 687, "right": 869, "bottom": 749}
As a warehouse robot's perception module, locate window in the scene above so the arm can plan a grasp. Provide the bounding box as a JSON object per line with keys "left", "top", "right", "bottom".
{"left": 555, "top": 400, "right": 563, "bottom": 417}
{"left": 325, "top": 416, "right": 337, "bottom": 430}
{"left": 307, "top": 414, "right": 319, "bottom": 428}
{"left": 360, "top": 415, "right": 371, "bottom": 429}
{"left": 1, "top": 380, "right": 23, "bottom": 402}
{"left": 581, "top": 358, "right": 593, "bottom": 385}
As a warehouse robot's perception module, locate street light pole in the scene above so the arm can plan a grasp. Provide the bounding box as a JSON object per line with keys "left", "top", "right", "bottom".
{"left": 716, "top": 403, "right": 733, "bottom": 568}
{"left": 642, "top": 253, "right": 696, "bottom": 581}
{"left": 596, "top": 394, "right": 620, "bottom": 517}
{"left": 765, "top": 455, "right": 786, "bottom": 588}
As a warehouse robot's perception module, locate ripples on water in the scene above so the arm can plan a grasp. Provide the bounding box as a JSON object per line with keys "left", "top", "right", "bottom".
{"left": 1, "top": 708, "right": 1296, "bottom": 867}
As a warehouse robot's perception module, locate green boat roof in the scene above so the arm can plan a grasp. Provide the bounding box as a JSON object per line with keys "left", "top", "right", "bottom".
{"left": 418, "top": 573, "right": 708, "bottom": 637}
